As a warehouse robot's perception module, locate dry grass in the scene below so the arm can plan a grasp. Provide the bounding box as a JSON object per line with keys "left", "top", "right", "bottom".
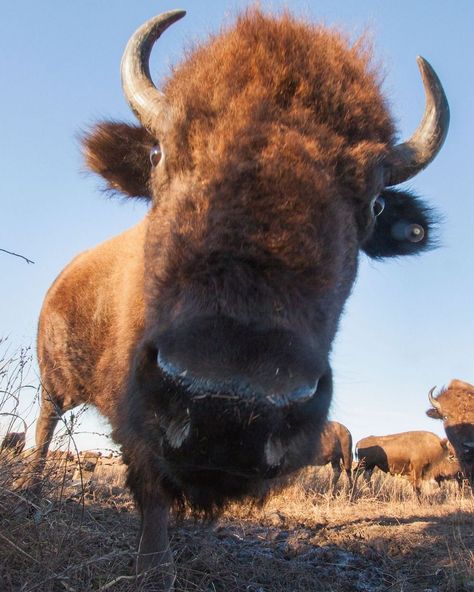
{"left": 0, "top": 345, "right": 472, "bottom": 591}
{"left": 0, "top": 458, "right": 472, "bottom": 592}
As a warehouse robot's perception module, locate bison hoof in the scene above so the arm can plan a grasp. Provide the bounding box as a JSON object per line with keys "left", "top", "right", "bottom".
{"left": 136, "top": 551, "right": 176, "bottom": 592}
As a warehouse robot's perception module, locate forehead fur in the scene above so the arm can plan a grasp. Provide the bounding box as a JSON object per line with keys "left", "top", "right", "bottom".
{"left": 437, "top": 381, "right": 474, "bottom": 416}
{"left": 163, "top": 9, "right": 394, "bottom": 180}
{"left": 448, "top": 379, "right": 474, "bottom": 392}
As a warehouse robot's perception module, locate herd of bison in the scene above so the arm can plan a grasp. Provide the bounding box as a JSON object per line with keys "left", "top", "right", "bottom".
{"left": 2, "top": 7, "right": 474, "bottom": 590}
{"left": 3, "top": 379, "right": 473, "bottom": 498}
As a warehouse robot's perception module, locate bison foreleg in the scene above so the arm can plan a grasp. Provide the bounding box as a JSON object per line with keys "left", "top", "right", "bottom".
{"left": 330, "top": 462, "right": 342, "bottom": 496}
{"left": 136, "top": 491, "right": 175, "bottom": 591}
{"left": 410, "top": 469, "right": 422, "bottom": 500}
{"left": 15, "top": 387, "right": 65, "bottom": 494}
{"left": 345, "top": 466, "right": 353, "bottom": 490}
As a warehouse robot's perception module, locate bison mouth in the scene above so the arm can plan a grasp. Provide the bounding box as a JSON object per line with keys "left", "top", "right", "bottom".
{"left": 151, "top": 369, "right": 332, "bottom": 511}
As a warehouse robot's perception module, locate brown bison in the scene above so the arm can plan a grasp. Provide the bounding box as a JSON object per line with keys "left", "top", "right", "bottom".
{"left": 1, "top": 432, "right": 26, "bottom": 455}
{"left": 355, "top": 431, "right": 450, "bottom": 495}
{"left": 47, "top": 449, "right": 74, "bottom": 462}
{"left": 21, "top": 8, "right": 449, "bottom": 586}
{"left": 313, "top": 421, "right": 353, "bottom": 493}
{"left": 427, "top": 380, "right": 474, "bottom": 490}
{"left": 1, "top": 413, "right": 27, "bottom": 455}
{"left": 72, "top": 451, "right": 102, "bottom": 484}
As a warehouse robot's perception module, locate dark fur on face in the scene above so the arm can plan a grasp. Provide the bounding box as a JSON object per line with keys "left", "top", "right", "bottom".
{"left": 117, "top": 342, "right": 331, "bottom": 517}
{"left": 362, "top": 189, "right": 437, "bottom": 258}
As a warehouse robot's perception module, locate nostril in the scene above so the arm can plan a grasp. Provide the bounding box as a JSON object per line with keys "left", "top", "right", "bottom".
{"left": 155, "top": 318, "right": 326, "bottom": 404}
{"left": 157, "top": 342, "right": 323, "bottom": 405}
{"left": 156, "top": 350, "right": 188, "bottom": 380}
{"left": 266, "top": 378, "right": 319, "bottom": 407}
{"left": 293, "top": 379, "right": 319, "bottom": 402}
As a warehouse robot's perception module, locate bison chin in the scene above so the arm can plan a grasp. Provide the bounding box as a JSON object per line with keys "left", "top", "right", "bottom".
{"left": 160, "top": 466, "right": 271, "bottom": 519}
{"left": 124, "top": 346, "right": 332, "bottom": 516}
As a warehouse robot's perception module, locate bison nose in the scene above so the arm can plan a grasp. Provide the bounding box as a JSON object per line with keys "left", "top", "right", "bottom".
{"left": 155, "top": 315, "right": 324, "bottom": 406}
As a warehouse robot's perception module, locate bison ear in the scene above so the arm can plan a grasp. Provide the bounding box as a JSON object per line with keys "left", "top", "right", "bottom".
{"left": 426, "top": 408, "right": 443, "bottom": 420}
{"left": 81, "top": 122, "right": 154, "bottom": 199}
{"left": 362, "top": 189, "right": 438, "bottom": 259}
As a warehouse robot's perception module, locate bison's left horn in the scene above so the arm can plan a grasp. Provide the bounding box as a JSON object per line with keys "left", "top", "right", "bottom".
{"left": 121, "top": 10, "right": 186, "bottom": 133}
{"left": 385, "top": 57, "right": 450, "bottom": 186}
{"left": 428, "top": 386, "right": 441, "bottom": 411}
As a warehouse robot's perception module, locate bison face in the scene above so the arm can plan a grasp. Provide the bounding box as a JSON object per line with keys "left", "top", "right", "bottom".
{"left": 427, "top": 382, "right": 474, "bottom": 488}
{"left": 84, "top": 10, "right": 448, "bottom": 510}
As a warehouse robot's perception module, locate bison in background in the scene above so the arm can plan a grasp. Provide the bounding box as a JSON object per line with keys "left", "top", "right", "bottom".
{"left": 427, "top": 453, "right": 464, "bottom": 489}
{"left": 72, "top": 451, "right": 102, "bottom": 485}
{"left": 1, "top": 414, "right": 28, "bottom": 456}
{"left": 1, "top": 432, "right": 26, "bottom": 455}
{"left": 355, "top": 431, "right": 450, "bottom": 496}
{"left": 313, "top": 421, "right": 353, "bottom": 494}
{"left": 427, "top": 380, "right": 474, "bottom": 490}
{"left": 18, "top": 8, "right": 449, "bottom": 588}
{"left": 47, "top": 449, "right": 74, "bottom": 462}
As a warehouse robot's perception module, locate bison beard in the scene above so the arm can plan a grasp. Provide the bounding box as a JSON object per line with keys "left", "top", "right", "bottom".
{"left": 23, "top": 7, "right": 449, "bottom": 587}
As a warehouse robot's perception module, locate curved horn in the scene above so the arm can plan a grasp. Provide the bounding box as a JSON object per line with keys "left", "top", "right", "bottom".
{"left": 428, "top": 386, "right": 441, "bottom": 411}
{"left": 386, "top": 57, "right": 450, "bottom": 186}
{"left": 121, "top": 10, "right": 186, "bottom": 133}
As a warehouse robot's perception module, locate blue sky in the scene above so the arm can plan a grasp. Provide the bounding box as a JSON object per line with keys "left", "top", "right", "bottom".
{"left": 1, "top": 1, "right": 473, "bottom": 451}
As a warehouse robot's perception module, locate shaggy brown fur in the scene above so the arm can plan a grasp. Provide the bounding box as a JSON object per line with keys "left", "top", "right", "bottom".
{"left": 427, "top": 379, "right": 474, "bottom": 489}
{"left": 83, "top": 123, "right": 154, "bottom": 198}
{"left": 24, "top": 8, "right": 442, "bottom": 585}
{"left": 86, "top": 11, "right": 394, "bottom": 203}
{"left": 356, "top": 431, "right": 450, "bottom": 495}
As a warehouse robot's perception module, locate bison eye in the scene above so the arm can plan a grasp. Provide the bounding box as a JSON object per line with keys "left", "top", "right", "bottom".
{"left": 371, "top": 195, "right": 385, "bottom": 217}
{"left": 149, "top": 145, "right": 162, "bottom": 167}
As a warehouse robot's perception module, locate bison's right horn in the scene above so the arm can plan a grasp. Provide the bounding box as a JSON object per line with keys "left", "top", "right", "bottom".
{"left": 428, "top": 386, "right": 441, "bottom": 411}
{"left": 385, "top": 57, "right": 450, "bottom": 186}
{"left": 121, "top": 10, "right": 186, "bottom": 133}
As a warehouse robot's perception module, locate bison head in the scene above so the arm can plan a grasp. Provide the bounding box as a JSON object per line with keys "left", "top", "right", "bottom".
{"left": 83, "top": 10, "right": 449, "bottom": 512}
{"left": 427, "top": 381, "right": 474, "bottom": 489}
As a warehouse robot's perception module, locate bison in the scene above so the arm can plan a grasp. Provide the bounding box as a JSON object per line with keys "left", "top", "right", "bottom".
{"left": 1, "top": 413, "right": 27, "bottom": 456}
{"left": 21, "top": 9, "right": 449, "bottom": 587}
{"left": 47, "top": 449, "right": 74, "bottom": 462}
{"left": 313, "top": 420, "right": 353, "bottom": 494}
{"left": 427, "top": 380, "right": 474, "bottom": 490}
{"left": 1, "top": 432, "right": 26, "bottom": 455}
{"left": 355, "top": 431, "right": 450, "bottom": 495}
{"left": 72, "top": 451, "right": 102, "bottom": 485}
